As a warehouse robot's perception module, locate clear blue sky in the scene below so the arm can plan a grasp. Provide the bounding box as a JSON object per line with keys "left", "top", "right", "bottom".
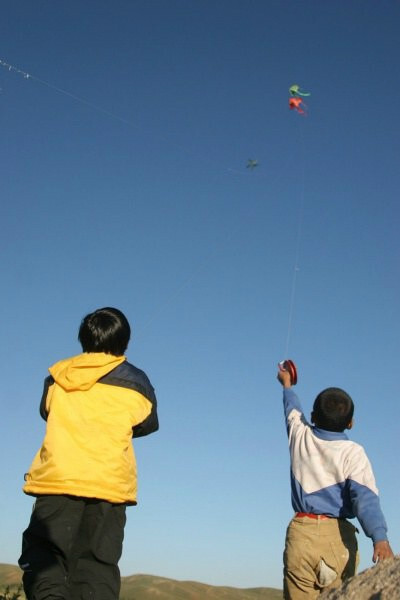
{"left": 1, "top": 0, "right": 399, "bottom": 590}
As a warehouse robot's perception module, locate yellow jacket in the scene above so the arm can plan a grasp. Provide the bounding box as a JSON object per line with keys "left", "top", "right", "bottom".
{"left": 23, "top": 352, "right": 158, "bottom": 504}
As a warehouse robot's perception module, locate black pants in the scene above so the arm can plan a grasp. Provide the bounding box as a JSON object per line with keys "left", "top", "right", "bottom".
{"left": 19, "top": 495, "right": 126, "bottom": 600}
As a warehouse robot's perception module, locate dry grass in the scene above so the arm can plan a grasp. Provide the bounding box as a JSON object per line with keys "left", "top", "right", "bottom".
{"left": 0, "top": 586, "right": 23, "bottom": 600}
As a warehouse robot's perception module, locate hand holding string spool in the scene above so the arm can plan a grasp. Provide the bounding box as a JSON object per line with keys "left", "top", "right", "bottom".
{"left": 278, "top": 359, "right": 298, "bottom": 385}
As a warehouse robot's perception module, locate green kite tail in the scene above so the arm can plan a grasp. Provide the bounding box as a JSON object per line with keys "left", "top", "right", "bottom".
{"left": 289, "top": 84, "right": 311, "bottom": 97}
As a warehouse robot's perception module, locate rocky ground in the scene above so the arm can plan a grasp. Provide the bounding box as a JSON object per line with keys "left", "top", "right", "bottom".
{"left": 321, "top": 555, "right": 400, "bottom": 600}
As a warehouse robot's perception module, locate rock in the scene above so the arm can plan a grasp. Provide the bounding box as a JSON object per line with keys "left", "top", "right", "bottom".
{"left": 321, "top": 556, "right": 400, "bottom": 599}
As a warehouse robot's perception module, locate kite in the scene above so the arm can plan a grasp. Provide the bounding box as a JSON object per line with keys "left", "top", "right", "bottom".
{"left": 289, "top": 97, "right": 307, "bottom": 115}
{"left": 289, "top": 84, "right": 310, "bottom": 97}
{"left": 246, "top": 159, "right": 259, "bottom": 170}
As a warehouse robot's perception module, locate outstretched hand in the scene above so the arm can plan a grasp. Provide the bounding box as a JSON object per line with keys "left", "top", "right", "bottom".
{"left": 277, "top": 366, "right": 292, "bottom": 388}
{"left": 373, "top": 540, "right": 394, "bottom": 563}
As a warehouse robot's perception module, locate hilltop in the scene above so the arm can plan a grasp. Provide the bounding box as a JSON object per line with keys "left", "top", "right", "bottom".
{"left": 0, "top": 564, "right": 282, "bottom": 599}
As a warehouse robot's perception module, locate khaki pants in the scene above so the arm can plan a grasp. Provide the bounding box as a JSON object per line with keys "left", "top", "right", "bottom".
{"left": 283, "top": 515, "right": 359, "bottom": 600}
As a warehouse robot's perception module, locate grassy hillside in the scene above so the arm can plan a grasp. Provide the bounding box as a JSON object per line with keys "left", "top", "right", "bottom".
{"left": 120, "top": 574, "right": 282, "bottom": 599}
{"left": 0, "top": 564, "right": 282, "bottom": 599}
{"left": 0, "top": 566, "right": 21, "bottom": 587}
{"left": 0, "top": 565, "right": 23, "bottom": 600}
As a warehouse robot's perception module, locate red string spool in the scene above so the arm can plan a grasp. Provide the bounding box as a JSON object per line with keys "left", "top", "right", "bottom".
{"left": 279, "top": 359, "right": 298, "bottom": 385}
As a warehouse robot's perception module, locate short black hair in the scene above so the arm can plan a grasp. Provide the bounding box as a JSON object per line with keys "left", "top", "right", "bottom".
{"left": 78, "top": 307, "right": 131, "bottom": 356}
{"left": 312, "top": 387, "right": 354, "bottom": 432}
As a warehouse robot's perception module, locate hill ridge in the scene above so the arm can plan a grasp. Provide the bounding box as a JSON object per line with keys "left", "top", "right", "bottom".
{"left": 0, "top": 564, "right": 282, "bottom": 599}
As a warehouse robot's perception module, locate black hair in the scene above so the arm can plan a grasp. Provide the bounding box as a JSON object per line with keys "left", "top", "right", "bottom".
{"left": 78, "top": 307, "right": 131, "bottom": 356}
{"left": 312, "top": 387, "right": 354, "bottom": 432}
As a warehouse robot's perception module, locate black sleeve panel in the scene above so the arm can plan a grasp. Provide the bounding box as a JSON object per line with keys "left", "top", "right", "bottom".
{"left": 132, "top": 395, "right": 159, "bottom": 438}
{"left": 40, "top": 376, "right": 55, "bottom": 421}
{"left": 99, "top": 361, "right": 159, "bottom": 438}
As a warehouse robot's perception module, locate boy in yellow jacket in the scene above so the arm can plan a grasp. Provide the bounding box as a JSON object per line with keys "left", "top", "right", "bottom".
{"left": 19, "top": 307, "right": 158, "bottom": 600}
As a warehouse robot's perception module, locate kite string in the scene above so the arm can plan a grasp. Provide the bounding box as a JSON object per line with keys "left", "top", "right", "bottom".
{"left": 284, "top": 122, "right": 306, "bottom": 358}
{"left": 0, "top": 57, "right": 264, "bottom": 177}
{"left": 0, "top": 58, "right": 140, "bottom": 128}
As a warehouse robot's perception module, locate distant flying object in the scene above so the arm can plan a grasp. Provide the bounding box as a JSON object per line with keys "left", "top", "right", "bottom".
{"left": 289, "top": 84, "right": 310, "bottom": 97}
{"left": 246, "top": 159, "right": 259, "bottom": 170}
{"left": 289, "top": 97, "right": 307, "bottom": 115}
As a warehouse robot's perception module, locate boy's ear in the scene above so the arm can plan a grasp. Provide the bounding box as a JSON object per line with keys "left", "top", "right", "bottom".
{"left": 346, "top": 419, "right": 353, "bottom": 430}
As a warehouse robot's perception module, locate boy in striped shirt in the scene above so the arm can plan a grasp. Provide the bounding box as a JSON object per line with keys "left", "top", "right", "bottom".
{"left": 278, "top": 366, "right": 393, "bottom": 599}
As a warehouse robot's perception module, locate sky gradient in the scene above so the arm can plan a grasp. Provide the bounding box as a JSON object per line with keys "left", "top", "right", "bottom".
{"left": 1, "top": 0, "right": 399, "bottom": 589}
